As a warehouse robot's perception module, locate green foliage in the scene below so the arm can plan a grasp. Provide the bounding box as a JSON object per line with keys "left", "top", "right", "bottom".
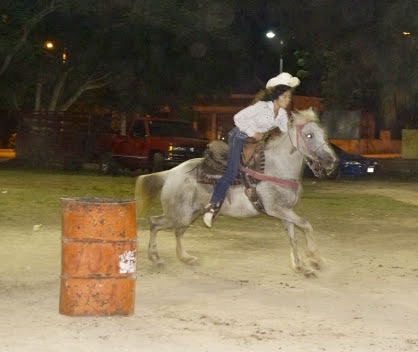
{"left": 319, "top": 0, "right": 418, "bottom": 128}
{"left": 293, "top": 49, "right": 323, "bottom": 96}
{"left": 320, "top": 48, "right": 379, "bottom": 110}
{"left": 1, "top": 0, "right": 417, "bottom": 127}
{"left": 0, "top": 1, "right": 248, "bottom": 113}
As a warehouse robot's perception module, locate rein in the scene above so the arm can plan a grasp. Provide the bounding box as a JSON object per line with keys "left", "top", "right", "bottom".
{"left": 240, "top": 120, "right": 328, "bottom": 187}
{"left": 288, "top": 121, "right": 326, "bottom": 177}
{"left": 240, "top": 165, "right": 299, "bottom": 188}
{"left": 238, "top": 123, "right": 316, "bottom": 189}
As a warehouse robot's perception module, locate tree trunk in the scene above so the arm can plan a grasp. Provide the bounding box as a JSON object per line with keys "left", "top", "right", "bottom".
{"left": 58, "top": 74, "right": 109, "bottom": 111}
{"left": 0, "top": 1, "right": 58, "bottom": 77}
{"left": 48, "top": 69, "right": 71, "bottom": 112}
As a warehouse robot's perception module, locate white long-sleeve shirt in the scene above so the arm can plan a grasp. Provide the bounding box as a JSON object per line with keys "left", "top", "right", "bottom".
{"left": 233, "top": 101, "right": 288, "bottom": 137}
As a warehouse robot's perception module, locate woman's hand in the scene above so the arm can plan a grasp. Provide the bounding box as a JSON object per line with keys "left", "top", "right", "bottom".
{"left": 252, "top": 132, "right": 263, "bottom": 141}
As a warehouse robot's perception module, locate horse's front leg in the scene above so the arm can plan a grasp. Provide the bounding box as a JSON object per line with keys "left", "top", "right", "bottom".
{"left": 175, "top": 227, "right": 198, "bottom": 265}
{"left": 302, "top": 222, "right": 324, "bottom": 270}
{"left": 281, "top": 219, "right": 316, "bottom": 277}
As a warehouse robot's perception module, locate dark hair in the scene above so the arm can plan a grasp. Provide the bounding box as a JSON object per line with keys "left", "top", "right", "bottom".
{"left": 252, "top": 84, "right": 292, "bottom": 104}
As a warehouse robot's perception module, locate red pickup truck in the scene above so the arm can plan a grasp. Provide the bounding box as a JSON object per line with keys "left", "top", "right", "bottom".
{"left": 96, "top": 116, "right": 209, "bottom": 174}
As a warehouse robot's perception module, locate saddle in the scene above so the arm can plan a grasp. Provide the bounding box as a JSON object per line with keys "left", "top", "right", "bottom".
{"left": 196, "top": 138, "right": 266, "bottom": 211}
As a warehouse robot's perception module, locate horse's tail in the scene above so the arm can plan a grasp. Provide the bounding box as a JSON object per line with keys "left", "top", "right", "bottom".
{"left": 135, "top": 171, "right": 169, "bottom": 217}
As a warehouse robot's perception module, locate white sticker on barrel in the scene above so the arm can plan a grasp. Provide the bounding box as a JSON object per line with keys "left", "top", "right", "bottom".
{"left": 119, "top": 250, "right": 136, "bottom": 273}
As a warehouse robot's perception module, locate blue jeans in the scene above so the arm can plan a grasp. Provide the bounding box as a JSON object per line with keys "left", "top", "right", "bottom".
{"left": 209, "top": 127, "right": 248, "bottom": 205}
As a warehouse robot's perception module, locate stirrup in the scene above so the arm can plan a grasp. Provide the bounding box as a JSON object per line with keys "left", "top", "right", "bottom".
{"left": 203, "top": 201, "right": 223, "bottom": 228}
{"left": 203, "top": 204, "right": 216, "bottom": 228}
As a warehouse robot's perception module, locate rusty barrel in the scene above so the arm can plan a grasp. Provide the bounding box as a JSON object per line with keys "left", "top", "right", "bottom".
{"left": 59, "top": 197, "right": 137, "bottom": 316}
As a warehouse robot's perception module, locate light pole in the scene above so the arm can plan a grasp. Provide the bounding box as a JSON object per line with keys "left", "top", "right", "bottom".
{"left": 279, "top": 39, "right": 284, "bottom": 73}
{"left": 44, "top": 40, "right": 68, "bottom": 64}
{"left": 35, "top": 41, "right": 55, "bottom": 111}
{"left": 35, "top": 40, "right": 68, "bottom": 111}
{"left": 265, "top": 30, "right": 284, "bottom": 73}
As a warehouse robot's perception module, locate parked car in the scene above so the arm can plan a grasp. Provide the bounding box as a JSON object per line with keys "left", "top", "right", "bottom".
{"left": 305, "top": 143, "right": 379, "bottom": 179}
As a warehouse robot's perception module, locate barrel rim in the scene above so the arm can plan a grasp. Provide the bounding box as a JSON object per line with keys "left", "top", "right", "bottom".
{"left": 61, "top": 197, "right": 135, "bottom": 204}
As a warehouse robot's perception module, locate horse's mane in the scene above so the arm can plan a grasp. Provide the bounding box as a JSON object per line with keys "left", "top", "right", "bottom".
{"left": 266, "top": 108, "right": 319, "bottom": 149}
{"left": 291, "top": 108, "right": 319, "bottom": 126}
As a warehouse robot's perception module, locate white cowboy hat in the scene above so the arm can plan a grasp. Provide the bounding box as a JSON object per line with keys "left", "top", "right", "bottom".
{"left": 266, "top": 72, "right": 300, "bottom": 88}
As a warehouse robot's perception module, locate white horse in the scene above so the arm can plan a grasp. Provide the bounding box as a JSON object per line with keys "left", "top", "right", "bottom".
{"left": 135, "top": 109, "right": 338, "bottom": 277}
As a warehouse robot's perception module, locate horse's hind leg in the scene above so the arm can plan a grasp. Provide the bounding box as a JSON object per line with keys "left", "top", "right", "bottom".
{"left": 148, "top": 215, "right": 197, "bottom": 266}
{"left": 175, "top": 227, "right": 198, "bottom": 265}
{"left": 148, "top": 215, "right": 170, "bottom": 266}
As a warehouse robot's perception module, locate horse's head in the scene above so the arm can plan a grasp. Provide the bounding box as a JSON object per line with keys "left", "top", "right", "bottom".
{"left": 288, "top": 109, "right": 338, "bottom": 177}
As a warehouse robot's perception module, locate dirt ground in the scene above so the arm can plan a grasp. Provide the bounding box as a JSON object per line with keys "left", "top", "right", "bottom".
{"left": 1, "top": 179, "right": 418, "bottom": 352}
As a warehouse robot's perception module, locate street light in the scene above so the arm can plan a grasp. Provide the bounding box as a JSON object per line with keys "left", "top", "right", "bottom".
{"left": 44, "top": 41, "right": 54, "bottom": 50}
{"left": 266, "top": 30, "right": 275, "bottom": 39}
{"left": 43, "top": 40, "right": 68, "bottom": 64}
{"left": 35, "top": 40, "right": 68, "bottom": 111}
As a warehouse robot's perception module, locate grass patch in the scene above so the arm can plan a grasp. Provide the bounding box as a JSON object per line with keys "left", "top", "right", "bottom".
{"left": 0, "top": 170, "right": 136, "bottom": 228}
{"left": 1, "top": 170, "right": 417, "bottom": 231}
{"left": 299, "top": 192, "right": 417, "bottom": 219}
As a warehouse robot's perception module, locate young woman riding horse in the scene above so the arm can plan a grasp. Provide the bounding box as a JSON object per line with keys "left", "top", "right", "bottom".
{"left": 203, "top": 72, "right": 301, "bottom": 228}
{"left": 135, "top": 107, "right": 338, "bottom": 277}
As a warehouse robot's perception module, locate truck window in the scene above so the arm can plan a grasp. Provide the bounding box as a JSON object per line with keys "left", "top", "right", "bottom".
{"left": 132, "top": 120, "right": 145, "bottom": 137}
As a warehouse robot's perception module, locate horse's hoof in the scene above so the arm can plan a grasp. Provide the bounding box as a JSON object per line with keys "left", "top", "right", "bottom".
{"left": 291, "top": 265, "right": 302, "bottom": 273}
{"left": 155, "top": 259, "right": 165, "bottom": 267}
{"left": 183, "top": 256, "right": 198, "bottom": 265}
{"left": 303, "top": 268, "right": 317, "bottom": 278}
{"left": 310, "top": 257, "right": 326, "bottom": 270}
{"left": 149, "top": 254, "right": 165, "bottom": 266}
{"left": 309, "top": 259, "right": 321, "bottom": 270}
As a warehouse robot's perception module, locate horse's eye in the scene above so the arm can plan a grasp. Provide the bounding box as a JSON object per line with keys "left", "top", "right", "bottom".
{"left": 306, "top": 133, "right": 313, "bottom": 138}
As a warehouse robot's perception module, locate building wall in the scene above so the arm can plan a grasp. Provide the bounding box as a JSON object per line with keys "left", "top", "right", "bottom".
{"left": 331, "top": 137, "right": 401, "bottom": 155}
{"left": 193, "top": 95, "right": 403, "bottom": 155}
{"left": 193, "top": 94, "right": 323, "bottom": 140}
{"left": 401, "top": 129, "right": 418, "bottom": 159}
{"left": 290, "top": 96, "right": 323, "bottom": 112}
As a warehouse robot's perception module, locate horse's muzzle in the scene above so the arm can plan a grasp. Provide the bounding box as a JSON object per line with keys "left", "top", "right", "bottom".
{"left": 325, "top": 157, "right": 339, "bottom": 176}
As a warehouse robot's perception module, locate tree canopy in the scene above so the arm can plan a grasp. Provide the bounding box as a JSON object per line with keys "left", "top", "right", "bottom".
{"left": 1, "top": 1, "right": 255, "bottom": 113}
{"left": 0, "top": 0, "right": 417, "bottom": 130}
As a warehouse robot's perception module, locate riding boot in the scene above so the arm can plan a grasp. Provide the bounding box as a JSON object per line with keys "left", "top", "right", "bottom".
{"left": 203, "top": 201, "right": 223, "bottom": 228}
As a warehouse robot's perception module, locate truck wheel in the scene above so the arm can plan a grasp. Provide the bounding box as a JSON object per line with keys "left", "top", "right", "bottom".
{"left": 152, "top": 153, "right": 164, "bottom": 173}
{"left": 100, "top": 153, "right": 118, "bottom": 175}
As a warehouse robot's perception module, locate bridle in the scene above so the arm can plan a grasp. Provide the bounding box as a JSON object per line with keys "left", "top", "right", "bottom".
{"left": 238, "top": 120, "right": 328, "bottom": 213}
{"left": 236, "top": 119, "right": 330, "bottom": 213}
{"left": 238, "top": 120, "right": 331, "bottom": 193}
{"left": 287, "top": 121, "right": 327, "bottom": 177}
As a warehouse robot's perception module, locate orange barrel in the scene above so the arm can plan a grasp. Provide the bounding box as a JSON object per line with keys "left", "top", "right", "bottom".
{"left": 59, "top": 197, "right": 137, "bottom": 316}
